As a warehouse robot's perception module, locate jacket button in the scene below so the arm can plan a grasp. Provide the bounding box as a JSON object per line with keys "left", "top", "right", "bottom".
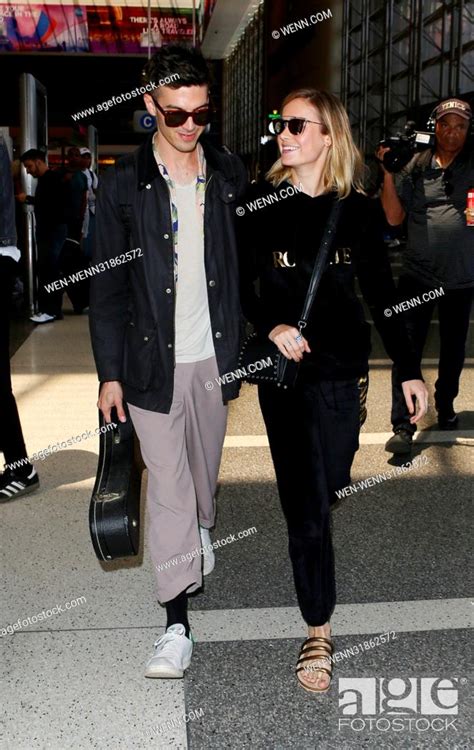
{"left": 209, "top": 280, "right": 216, "bottom": 287}
{"left": 215, "top": 331, "right": 222, "bottom": 339}
{"left": 167, "top": 343, "right": 173, "bottom": 349}
{"left": 146, "top": 184, "right": 151, "bottom": 190}
{"left": 165, "top": 288, "right": 172, "bottom": 294}
{"left": 228, "top": 193, "right": 233, "bottom": 198}
{"left": 143, "top": 336, "right": 149, "bottom": 341}
{"left": 164, "top": 233, "right": 170, "bottom": 239}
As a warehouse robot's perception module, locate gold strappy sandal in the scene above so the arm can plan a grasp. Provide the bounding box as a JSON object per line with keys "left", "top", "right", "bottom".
{"left": 296, "top": 636, "right": 334, "bottom": 694}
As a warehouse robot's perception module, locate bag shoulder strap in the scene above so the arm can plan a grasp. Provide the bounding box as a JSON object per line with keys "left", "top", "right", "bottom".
{"left": 298, "top": 197, "right": 343, "bottom": 330}
{"left": 403, "top": 150, "right": 432, "bottom": 181}
{"left": 115, "top": 154, "right": 135, "bottom": 240}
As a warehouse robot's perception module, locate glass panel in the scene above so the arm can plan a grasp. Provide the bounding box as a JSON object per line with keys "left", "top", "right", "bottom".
{"left": 421, "top": 65, "right": 442, "bottom": 103}
{"left": 422, "top": 19, "right": 445, "bottom": 58}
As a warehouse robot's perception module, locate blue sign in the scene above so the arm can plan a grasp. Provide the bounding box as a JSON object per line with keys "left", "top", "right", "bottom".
{"left": 133, "top": 110, "right": 156, "bottom": 133}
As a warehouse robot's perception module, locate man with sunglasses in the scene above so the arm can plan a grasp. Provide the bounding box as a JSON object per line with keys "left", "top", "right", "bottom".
{"left": 89, "top": 45, "right": 247, "bottom": 678}
{"left": 377, "top": 98, "right": 474, "bottom": 452}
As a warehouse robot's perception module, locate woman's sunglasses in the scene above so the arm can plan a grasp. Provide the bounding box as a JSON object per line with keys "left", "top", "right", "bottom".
{"left": 270, "top": 117, "right": 323, "bottom": 136}
{"left": 154, "top": 101, "right": 212, "bottom": 128}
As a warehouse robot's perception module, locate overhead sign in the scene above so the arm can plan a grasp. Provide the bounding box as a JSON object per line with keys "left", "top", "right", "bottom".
{"left": 0, "top": 5, "right": 193, "bottom": 52}
{"left": 133, "top": 110, "right": 155, "bottom": 133}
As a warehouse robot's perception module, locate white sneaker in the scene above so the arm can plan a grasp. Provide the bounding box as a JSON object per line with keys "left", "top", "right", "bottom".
{"left": 144, "top": 624, "right": 193, "bottom": 679}
{"left": 30, "top": 312, "right": 55, "bottom": 324}
{"left": 199, "top": 525, "right": 215, "bottom": 576}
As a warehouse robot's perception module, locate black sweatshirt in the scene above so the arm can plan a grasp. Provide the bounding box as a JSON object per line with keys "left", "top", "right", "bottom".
{"left": 238, "top": 182, "right": 422, "bottom": 383}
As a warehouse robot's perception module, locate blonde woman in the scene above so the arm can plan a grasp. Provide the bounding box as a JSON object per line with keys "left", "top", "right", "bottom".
{"left": 238, "top": 89, "right": 428, "bottom": 694}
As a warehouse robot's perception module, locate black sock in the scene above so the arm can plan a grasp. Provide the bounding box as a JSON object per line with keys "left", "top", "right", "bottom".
{"left": 165, "top": 590, "right": 190, "bottom": 638}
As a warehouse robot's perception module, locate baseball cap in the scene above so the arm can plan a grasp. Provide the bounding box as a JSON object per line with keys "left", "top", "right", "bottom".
{"left": 79, "top": 147, "right": 91, "bottom": 155}
{"left": 434, "top": 99, "right": 472, "bottom": 121}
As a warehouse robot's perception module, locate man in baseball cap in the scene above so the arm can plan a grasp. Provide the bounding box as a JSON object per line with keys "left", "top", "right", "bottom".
{"left": 434, "top": 98, "right": 472, "bottom": 122}
{"left": 379, "top": 95, "right": 474, "bottom": 451}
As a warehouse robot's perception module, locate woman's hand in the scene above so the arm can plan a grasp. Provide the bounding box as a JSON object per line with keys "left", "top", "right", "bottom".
{"left": 269, "top": 324, "right": 311, "bottom": 362}
{"left": 401, "top": 379, "right": 429, "bottom": 424}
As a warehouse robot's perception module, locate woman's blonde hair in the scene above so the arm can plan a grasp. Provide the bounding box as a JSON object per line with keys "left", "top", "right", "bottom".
{"left": 266, "top": 88, "right": 366, "bottom": 198}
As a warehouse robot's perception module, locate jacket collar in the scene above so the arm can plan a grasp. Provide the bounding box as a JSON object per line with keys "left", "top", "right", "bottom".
{"left": 136, "top": 130, "right": 234, "bottom": 190}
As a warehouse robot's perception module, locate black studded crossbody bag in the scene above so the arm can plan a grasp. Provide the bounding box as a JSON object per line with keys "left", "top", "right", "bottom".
{"left": 238, "top": 197, "right": 343, "bottom": 388}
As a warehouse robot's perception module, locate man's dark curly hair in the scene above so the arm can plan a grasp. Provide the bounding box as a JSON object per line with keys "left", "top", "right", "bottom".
{"left": 142, "top": 45, "right": 211, "bottom": 89}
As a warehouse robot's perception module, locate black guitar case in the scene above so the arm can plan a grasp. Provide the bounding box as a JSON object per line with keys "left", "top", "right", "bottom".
{"left": 89, "top": 404, "right": 144, "bottom": 561}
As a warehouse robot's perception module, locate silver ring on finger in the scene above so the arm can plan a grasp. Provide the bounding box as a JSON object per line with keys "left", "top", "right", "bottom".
{"left": 295, "top": 333, "right": 303, "bottom": 343}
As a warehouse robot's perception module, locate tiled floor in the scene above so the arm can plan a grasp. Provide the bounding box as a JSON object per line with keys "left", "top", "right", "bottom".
{"left": 2, "top": 290, "right": 472, "bottom": 749}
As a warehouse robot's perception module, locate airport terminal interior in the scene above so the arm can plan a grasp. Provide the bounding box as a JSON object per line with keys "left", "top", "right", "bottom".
{"left": 1, "top": 1, "right": 472, "bottom": 748}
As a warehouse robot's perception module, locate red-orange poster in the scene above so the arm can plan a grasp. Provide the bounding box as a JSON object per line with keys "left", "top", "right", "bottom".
{"left": 87, "top": 7, "right": 193, "bottom": 53}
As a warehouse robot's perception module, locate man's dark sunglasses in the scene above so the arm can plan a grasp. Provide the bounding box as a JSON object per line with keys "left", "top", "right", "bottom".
{"left": 270, "top": 117, "right": 323, "bottom": 136}
{"left": 154, "top": 101, "right": 212, "bottom": 128}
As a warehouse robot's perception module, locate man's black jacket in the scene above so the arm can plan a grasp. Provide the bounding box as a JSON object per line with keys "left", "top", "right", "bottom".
{"left": 89, "top": 132, "right": 247, "bottom": 413}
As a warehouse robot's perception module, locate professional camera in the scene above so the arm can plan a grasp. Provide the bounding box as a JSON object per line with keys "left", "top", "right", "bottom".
{"left": 379, "top": 121, "right": 435, "bottom": 173}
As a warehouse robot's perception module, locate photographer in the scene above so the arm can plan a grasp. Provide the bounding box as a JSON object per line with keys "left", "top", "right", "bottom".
{"left": 377, "top": 99, "right": 474, "bottom": 453}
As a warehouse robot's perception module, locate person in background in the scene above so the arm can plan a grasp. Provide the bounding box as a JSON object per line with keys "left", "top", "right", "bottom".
{"left": 80, "top": 147, "right": 98, "bottom": 261}
{"left": 64, "top": 146, "right": 88, "bottom": 243}
{"left": 0, "top": 138, "right": 39, "bottom": 499}
{"left": 19, "top": 149, "right": 68, "bottom": 324}
{"left": 377, "top": 98, "right": 474, "bottom": 453}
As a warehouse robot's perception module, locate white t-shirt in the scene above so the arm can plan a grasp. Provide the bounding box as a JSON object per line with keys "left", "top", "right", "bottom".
{"left": 173, "top": 181, "right": 214, "bottom": 363}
